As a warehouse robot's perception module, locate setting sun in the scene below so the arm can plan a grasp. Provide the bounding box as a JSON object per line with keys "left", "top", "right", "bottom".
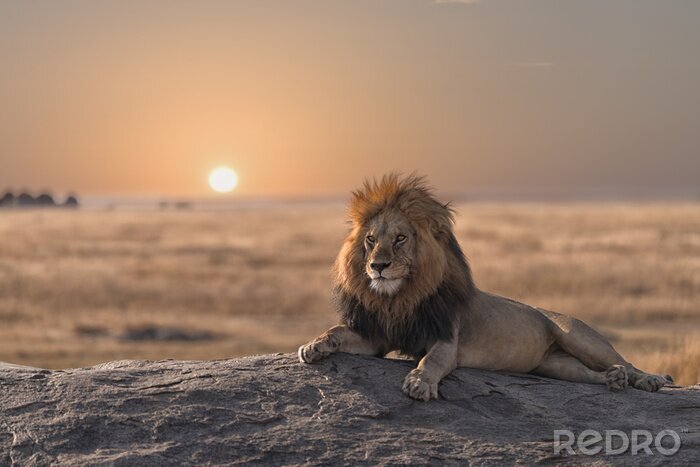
{"left": 208, "top": 166, "right": 238, "bottom": 193}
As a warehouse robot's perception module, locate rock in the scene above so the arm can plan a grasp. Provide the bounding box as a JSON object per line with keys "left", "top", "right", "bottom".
{"left": 0, "top": 354, "right": 697, "bottom": 465}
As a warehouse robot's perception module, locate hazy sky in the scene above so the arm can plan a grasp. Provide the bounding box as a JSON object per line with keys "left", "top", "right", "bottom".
{"left": 1, "top": 0, "right": 698, "bottom": 198}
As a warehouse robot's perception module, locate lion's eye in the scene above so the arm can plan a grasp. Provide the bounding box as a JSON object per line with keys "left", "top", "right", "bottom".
{"left": 396, "top": 235, "right": 406, "bottom": 243}
{"left": 366, "top": 235, "right": 376, "bottom": 244}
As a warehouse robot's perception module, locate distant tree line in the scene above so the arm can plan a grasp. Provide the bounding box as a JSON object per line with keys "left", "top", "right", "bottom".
{"left": 0, "top": 190, "right": 79, "bottom": 209}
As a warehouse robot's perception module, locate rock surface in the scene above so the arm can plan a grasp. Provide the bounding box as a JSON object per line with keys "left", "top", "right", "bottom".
{"left": 0, "top": 354, "right": 698, "bottom": 465}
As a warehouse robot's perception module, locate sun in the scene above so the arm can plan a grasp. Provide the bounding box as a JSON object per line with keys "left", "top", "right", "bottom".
{"left": 208, "top": 166, "right": 239, "bottom": 193}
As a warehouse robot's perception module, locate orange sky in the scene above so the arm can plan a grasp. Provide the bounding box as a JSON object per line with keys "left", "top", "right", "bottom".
{"left": 1, "top": 1, "right": 699, "bottom": 198}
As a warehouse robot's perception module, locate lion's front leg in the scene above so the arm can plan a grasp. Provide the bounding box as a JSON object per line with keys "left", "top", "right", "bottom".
{"left": 298, "top": 325, "right": 380, "bottom": 363}
{"left": 403, "top": 337, "right": 458, "bottom": 401}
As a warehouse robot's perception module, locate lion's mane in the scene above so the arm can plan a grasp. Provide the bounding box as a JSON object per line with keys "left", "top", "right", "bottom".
{"left": 332, "top": 174, "right": 474, "bottom": 358}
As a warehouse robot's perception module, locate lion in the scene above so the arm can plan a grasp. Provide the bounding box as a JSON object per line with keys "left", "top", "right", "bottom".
{"left": 298, "top": 174, "right": 669, "bottom": 401}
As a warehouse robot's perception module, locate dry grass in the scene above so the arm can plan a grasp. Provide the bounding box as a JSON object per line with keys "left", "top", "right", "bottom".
{"left": 0, "top": 202, "right": 698, "bottom": 384}
{"left": 632, "top": 336, "right": 700, "bottom": 386}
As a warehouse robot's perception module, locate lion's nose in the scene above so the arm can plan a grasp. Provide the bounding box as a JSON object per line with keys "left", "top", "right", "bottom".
{"left": 370, "top": 262, "right": 391, "bottom": 273}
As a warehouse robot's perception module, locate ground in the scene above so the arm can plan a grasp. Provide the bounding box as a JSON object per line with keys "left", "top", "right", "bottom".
{"left": 0, "top": 202, "right": 698, "bottom": 384}
{"left": 1, "top": 354, "right": 698, "bottom": 465}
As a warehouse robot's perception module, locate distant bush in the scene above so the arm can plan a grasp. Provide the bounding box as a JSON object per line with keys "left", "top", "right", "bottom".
{"left": 0, "top": 190, "right": 80, "bottom": 208}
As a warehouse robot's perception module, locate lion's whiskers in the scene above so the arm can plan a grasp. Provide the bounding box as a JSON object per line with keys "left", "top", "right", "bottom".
{"left": 369, "top": 278, "right": 403, "bottom": 295}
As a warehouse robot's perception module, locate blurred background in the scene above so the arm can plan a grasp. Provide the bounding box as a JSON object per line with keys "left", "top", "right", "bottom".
{"left": 0, "top": 1, "right": 698, "bottom": 384}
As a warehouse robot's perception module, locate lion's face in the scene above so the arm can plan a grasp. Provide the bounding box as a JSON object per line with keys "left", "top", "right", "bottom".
{"left": 335, "top": 175, "right": 465, "bottom": 309}
{"left": 363, "top": 210, "right": 416, "bottom": 295}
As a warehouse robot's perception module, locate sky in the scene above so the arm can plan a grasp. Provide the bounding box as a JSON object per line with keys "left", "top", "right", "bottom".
{"left": 1, "top": 0, "right": 699, "bottom": 198}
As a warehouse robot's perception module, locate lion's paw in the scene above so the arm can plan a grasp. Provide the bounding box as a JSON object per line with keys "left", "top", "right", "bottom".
{"left": 402, "top": 369, "right": 438, "bottom": 402}
{"left": 298, "top": 335, "right": 340, "bottom": 364}
{"left": 298, "top": 342, "right": 327, "bottom": 364}
{"left": 631, "top": 374, "right": 666, "bottom": 392}
{"left": 605, "top": 365, "right": 628, "bottom": 391}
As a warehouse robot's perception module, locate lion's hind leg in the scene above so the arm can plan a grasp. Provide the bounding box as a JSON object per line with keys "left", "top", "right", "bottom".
{"left": 543, "top": 310, "right": 666, "bottom": 392}
{"left": 532, "top": 349, "right": 628, "bottom": 391}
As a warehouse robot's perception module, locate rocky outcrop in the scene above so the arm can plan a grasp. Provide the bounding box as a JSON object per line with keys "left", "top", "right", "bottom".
{"left": 0, "top": 354, "right": 698, "bottom": 465}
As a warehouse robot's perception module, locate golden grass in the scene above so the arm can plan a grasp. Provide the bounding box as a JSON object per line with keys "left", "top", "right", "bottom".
{"left": 0, "top": 202, "right": 698, "bottom": 384}
{"left": 624, "top": 337, "right": 700, "bottom": 386}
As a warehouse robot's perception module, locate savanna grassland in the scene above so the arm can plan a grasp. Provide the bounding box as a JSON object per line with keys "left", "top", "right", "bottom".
{"left": 0, "top": 203, "right": 698, "bottom": 384}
